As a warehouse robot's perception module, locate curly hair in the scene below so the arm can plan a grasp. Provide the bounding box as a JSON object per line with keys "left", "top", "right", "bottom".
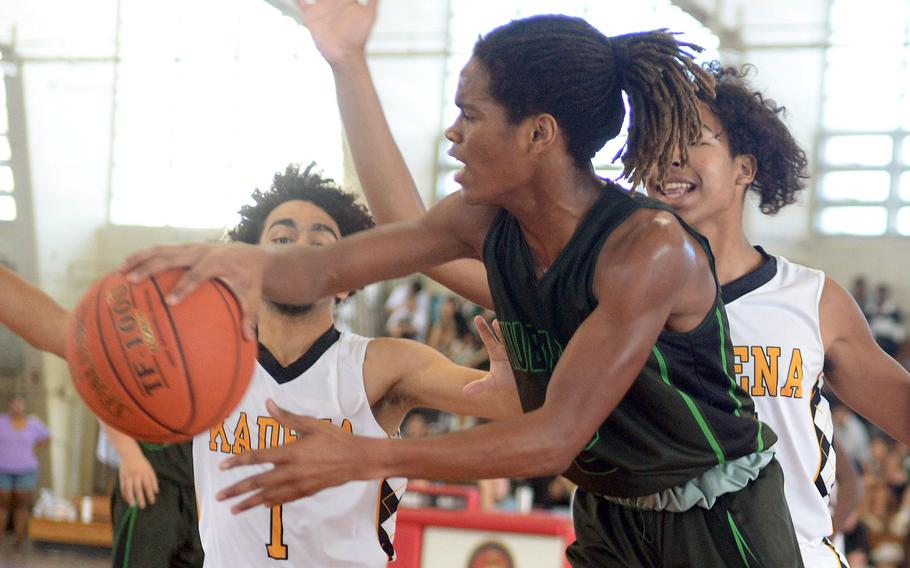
{"left": 472, "top": 15, "right": 715, "bottom": 187}
{"left": 701, "top": 62, "right": 809, "bottom": 214}
{"left": 227, "top": 162, "right": 373, "bottom": 245}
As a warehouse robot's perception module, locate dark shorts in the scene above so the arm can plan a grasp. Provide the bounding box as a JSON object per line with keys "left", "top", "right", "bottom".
{"left": 567, "top": 458, "right": 804, "bottom": 567}
{"left": 111, "top": 476, "right": 203, "bottom": 568}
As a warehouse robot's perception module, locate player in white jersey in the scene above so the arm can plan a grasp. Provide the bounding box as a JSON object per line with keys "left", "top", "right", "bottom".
{"left": 252, "top": 4, "right": 910, "bottom": 566}
{"left": 0, "top": 163, "right": 521, "bottom": 567}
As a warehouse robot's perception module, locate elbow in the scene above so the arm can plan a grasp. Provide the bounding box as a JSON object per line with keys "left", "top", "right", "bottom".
{"left": 533, "top": 429, "right": 577, "bottom": 477}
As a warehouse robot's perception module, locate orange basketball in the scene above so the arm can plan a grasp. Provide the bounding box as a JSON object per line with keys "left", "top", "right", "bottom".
{"left": 65, "top": 268, "right": 256, "bottom": 443}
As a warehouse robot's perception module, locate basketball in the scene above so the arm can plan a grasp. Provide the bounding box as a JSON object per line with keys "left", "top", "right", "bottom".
{"left": 65, "top": 268, "right": 256, "bottom": 443}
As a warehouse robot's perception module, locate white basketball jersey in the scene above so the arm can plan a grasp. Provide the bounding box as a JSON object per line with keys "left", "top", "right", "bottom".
{"left": 194, "top": 329, "right": 406, "bottom": 567}
{"left": 724, "top": 250, "right": 845, "bottom": 566}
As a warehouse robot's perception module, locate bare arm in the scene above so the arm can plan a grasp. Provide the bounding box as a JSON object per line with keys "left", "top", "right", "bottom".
{"left": 215, "top": 213, "right": 709, "bottom": 509}
{"left": 104, "top": 425, "right": 160, "bottom": 509}
{"left": 822, "top": 277, "right": 910, "bottom": 445}
{"left": 123, "top": 192, "right": 495, "bottom": 337}
{"left": 366, "top": 317, "right": 521, "bottom": 433}
{"left": 0, "top": 266, "right": 69, "bottom": 358}
{"left": 299, "top": 0, "right": 493, "bottom": 308}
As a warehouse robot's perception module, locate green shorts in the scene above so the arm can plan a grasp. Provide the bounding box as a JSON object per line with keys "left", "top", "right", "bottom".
{"left": 566, "top": 458, "right": 803, "bottom": 567}
{"left": 111, "top": 477, "right": 203, "bottom": 568}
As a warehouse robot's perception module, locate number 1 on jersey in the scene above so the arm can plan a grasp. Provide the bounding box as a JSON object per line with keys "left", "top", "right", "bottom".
{"left": 266, "top": 504, "right": 287, "bottom": 559}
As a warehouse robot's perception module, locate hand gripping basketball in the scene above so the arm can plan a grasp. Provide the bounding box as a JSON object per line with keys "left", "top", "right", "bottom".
{"left": 122, "top": 242, "right": 265, "bottom": 340}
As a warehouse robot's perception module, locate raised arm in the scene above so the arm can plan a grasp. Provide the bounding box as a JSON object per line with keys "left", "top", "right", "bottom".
{"left": 299, "top": 0, "right": 492, "bottom": 308}
{"left": 821, "top": 277, "right": 910, "bottom": 445}
{"left": 215, "top": 211, "right": 712, "bottom": 509}
{"left": 0, "top": 266, "right": 68, "bottom": 358}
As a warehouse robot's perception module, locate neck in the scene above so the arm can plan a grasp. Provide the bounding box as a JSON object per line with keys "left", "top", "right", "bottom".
{"left": 505, "top": 166, "right": 602, "bottom": 275}
{"left": 257, "top": 302, "right": 336, "bottom": 367}
{"left": 691, "top": 210, "right": 763, "bottom": 286}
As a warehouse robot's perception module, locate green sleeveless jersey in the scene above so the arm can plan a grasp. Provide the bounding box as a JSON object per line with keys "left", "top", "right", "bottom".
{"left": 482, "top": 182, "right": 775, "bottom": 497}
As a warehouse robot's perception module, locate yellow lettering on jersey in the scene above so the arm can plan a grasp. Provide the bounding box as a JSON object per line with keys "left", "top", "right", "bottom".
{"left": 208, "top": 421, "right": 230, "bottom": 453}
{"left": 283, "top": 426, "right": 298, "bottom": 444}
{"left": 733, "top": 346, "right": 750, "bottom": 391}
{"left": 780, "top": 348, "right": 804, "bottom": 398}
{"left": 231, "top": 412, "right": 252, "bottom": 454}
{"left": 751, "top": 346, "right": 781, "bottom": 397}
{"left": 319, "top": 418, "right": 354, "bottom": 435}
{"left": 266, "top": 504, "right": 288, "bottom": 560}
{"left": 257, "top": 417, "right": 281, "bottom": 449}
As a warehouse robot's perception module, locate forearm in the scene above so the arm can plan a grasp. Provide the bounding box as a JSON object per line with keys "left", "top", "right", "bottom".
{"left": 261, "top": 221, "right": 468, "bottom": 305}
{"left": 362, "top": 409, "right": 570, "bottom": 481}
{"left": 102, "top": 423, "right": 144, "bottom": 461}
{"left": 0, "top": 267, "right": 69, "bottom": 357}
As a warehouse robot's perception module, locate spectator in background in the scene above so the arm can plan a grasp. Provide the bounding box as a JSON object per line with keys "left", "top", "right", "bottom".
{"left": 0, "top": 393, "right": 50, "bottom": 550}
{"left": 851, "top": 275, "right": 874, "bottom": 321}
{"left": 428, "top": 297, "right": 469, "bottom": 353}
{"left": 833, "top": 397, "right": 872, "bottom": 466}
{"left": 869, "top": 283, "right": 906, "bottom": 359}
{"left": 385, "top": 280, "right": 430, "bottom": 341}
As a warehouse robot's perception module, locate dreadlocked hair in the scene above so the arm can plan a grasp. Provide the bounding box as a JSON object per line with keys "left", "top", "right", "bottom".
{"left": 472, "top": 16, "right": 715, "bottom": 188}
{"left": 701, "top": 62, "right": 809, "bottom": 214}
{"left": 228, "top": 162, "right": 373, "bottom": 245}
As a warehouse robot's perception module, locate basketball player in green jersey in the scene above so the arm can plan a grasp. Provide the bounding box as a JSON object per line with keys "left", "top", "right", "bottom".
{"left": 299, "top": 4, "right": 896, "bottom": 565}
{"left": 123, "top": 4, "right": 803, "bottom": 565}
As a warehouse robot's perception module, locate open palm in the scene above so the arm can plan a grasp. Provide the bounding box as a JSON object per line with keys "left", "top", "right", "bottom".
{"left": 463, "top": 316, "right": 518, "bottom": 397}
{"left": 296, "top": 0, "right": 378, "bottom": 64}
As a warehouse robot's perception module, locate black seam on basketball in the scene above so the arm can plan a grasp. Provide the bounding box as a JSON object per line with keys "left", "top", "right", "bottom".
{"left": 211, "top": 281, "right": 249, "bottom": 424}
{"left": 96, "top": 280, "right": 183, "bottom": 437}
{"left": 148, "top": 274, "right": 197, "bottom": 435}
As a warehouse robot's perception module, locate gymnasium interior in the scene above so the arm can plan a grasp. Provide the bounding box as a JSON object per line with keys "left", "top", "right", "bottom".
{"left": 1, "top": 0, "right": 909, "bottom": 566}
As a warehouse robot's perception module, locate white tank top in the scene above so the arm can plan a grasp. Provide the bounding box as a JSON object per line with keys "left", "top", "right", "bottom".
{"left": 723, "top": 250, "right": 836, "bottom": 553}
{"left": 194, "top": 329, "right": 406, "bottom": 567}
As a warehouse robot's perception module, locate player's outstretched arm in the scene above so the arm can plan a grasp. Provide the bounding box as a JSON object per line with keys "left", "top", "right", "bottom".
{"left": 299, "top": 0, "right": 493, "bottom": 308}
{"left": 123, "top": 192, "right": 494, "bottom": 338}
{"left": 821, "top": 277, "right": 910, "bottom": 445}
{"left": 214, "top": 211, "right": 705, "bottom": 511}
{"left": 366, "top": 316, "right": 521, "bottom": 432}
{"left": 0, "top": 266, "right": 69, "bottom": 358}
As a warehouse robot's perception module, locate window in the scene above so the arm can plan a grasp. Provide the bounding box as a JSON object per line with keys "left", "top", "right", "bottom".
{"left": 817, "top": 0, "right": 910, "bottom": 236}
{"left": 436, "top": 0, "right": 720, "bottom": 199}
{"left": 110, "top": 0, "right": 342, "bottom": 228}
{"left": 0, "top": 48, "right": 15, "bottom": 222}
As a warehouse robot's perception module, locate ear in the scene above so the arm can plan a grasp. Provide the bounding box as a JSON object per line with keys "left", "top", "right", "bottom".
{"left": 526, "top": 113, "right": 559, "bottom": 154}
{"left": 334, "top": 290, "right": 351, "bottom": 304}
{"left": 734, "top": 154, "right": 757, "bottom": 188}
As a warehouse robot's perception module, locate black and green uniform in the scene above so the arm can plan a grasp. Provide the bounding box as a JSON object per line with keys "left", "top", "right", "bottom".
{"left": 483, "top": 182, "right": 801, "bottom": 567}
{"left": 111, "top": 440, "right": 202, "bottom": 568}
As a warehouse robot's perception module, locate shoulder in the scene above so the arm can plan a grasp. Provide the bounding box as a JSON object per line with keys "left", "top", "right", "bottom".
{"left": 425, "top": 192, "right": 500, "bottom": 249}
{"left": 601, "top": 208, "right": 695, "bottom": 268}
{"left": 819, "top": 276, "right": 869, "bottom": 345}
{"left": 364, "top": 337, "right": 442, "bottom": 384}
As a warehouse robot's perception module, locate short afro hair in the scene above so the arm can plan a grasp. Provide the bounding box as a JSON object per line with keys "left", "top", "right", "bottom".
{"left": 701, "top": 63, "right": 809, "bottom": 214}
{"left": 227, "top": 162, "right": 374, "bottom": 245}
